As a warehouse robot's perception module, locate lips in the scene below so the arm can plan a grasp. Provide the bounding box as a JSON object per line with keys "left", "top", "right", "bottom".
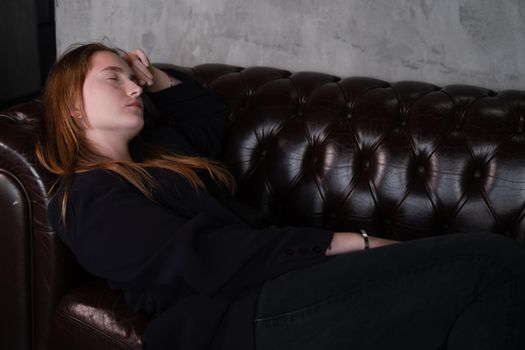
{"left": 127, "top": 100, "right": 143, "bottom": 108}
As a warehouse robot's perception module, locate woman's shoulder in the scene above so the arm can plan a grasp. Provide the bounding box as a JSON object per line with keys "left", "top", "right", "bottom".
{"left": 50, "top": 167, "right": 191, "bottom": 211}
{"left": 65, "top": 167, "right": 187, "bottom": 199}
{"left": 49, "top": 169, "right": 128, "bottom": 207}
{"left": 47, "top": 169, "right": 145, "bottom": 235}
{"left": 73, "top": 168, "right": 126, "bottom": 186}
{"left": 46, "top": 169, "right": 122, "bottom": 240}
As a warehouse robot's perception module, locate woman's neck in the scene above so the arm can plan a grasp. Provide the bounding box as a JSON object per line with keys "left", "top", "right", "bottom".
{"left": 84, "top": 131, "right": 133, "bottom": 162}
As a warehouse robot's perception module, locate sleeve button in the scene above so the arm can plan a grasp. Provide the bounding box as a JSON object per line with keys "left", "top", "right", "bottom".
{"left": 285, "top": 248, "right": 295, "bottom": 256}
{"left": 299, "top": 247, "right": 309, "bottom": 255}
{"left": 313, "top": 246, "right": 322, "bottom": 254}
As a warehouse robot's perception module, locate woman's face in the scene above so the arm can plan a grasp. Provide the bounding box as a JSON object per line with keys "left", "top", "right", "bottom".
{"left": 79, "top": 50, "right": 144, "bottom": 142}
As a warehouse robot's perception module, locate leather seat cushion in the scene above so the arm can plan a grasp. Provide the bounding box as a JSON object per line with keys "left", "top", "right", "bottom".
{"left": 51, "top": 280, "right": 150, "bottom": 350}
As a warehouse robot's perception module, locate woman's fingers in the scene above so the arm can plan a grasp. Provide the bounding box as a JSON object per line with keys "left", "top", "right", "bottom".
{"left": 131, "top": 59, "right": 153, "bottom": 84}
{"left": 132, "top": 48, "right": 151, "bottom": 68}
{"left": 125, "top": 48, "right": 151, "bottom": 68}
{"left": 124, "top": 48, "right": 154, "bottom": 86}
{"left": 129, "top": 49, "right": 153, "bottom": 78}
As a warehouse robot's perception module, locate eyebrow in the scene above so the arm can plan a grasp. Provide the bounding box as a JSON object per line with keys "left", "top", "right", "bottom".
{"left": 100, "top": 66, "right": 125, "bottom": 73}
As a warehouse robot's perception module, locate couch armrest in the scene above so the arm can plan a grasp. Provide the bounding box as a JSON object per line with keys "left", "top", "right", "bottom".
{"left": 0, "top": 102, "right": 93, "bottom": 350}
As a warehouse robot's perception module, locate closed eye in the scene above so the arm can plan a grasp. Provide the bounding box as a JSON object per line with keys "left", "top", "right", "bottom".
{"left": 105, "top": 73, "right": 137, "bottom": 83}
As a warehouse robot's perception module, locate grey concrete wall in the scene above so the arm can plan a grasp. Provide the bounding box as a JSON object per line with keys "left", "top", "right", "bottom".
{"left": 56, "top": 0, "right": 525, "bottom": 90}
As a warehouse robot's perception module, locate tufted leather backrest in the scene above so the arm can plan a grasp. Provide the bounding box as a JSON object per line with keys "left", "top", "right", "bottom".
{"left": 176, "top": 64, "right": 525, "bottom": 243}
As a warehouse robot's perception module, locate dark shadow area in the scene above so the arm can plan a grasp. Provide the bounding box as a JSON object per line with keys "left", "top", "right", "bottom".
{"left": 0, "top": 0, "right": 55, "bottom": 110}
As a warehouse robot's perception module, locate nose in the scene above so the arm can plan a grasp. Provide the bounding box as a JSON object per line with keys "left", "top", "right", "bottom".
{"left": 127, "top": 79, "right": 143, "bottom": 97}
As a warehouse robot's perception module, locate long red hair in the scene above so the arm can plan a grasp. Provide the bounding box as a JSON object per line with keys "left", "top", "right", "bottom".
{"left": 36, "top": 43, "right": 235, "bottom": 224}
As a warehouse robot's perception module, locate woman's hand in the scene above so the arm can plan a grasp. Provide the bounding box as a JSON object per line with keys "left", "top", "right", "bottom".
{"left": 325, "top": 232, "right": 400, "bottom": 256}
{"left": 123, "top": 48, "right": 181, "bottom": 92}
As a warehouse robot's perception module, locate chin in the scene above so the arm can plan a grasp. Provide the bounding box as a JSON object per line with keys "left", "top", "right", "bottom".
{"left": 128, "top": 114, "right": 144, "bottom": 128}
{"left": 130, "top": 122, "right": 144, "bottom": 136}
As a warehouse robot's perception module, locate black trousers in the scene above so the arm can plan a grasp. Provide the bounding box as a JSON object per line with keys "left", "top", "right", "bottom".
{"left": 254, "top": 233, "right": 525, "bottom": 349}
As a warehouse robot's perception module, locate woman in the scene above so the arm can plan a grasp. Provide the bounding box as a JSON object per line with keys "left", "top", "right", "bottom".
{"left": 37, "top": 43, "right": 525, "bottom": 350}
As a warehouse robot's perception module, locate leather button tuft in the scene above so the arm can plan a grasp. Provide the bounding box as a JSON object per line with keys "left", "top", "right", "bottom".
{"left": 285, "top": 248, "right": 295, "bottom": 256}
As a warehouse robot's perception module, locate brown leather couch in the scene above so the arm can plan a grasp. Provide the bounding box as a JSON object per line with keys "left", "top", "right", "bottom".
{"left": 2, "top": 63, "right": 525, "bottom": 349}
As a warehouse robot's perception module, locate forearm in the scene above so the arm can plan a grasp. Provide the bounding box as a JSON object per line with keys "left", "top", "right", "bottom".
{"left": 141, "top": 66, "right": 231, "bottom": 158}
{"left": 325, "top": 231, "right": 400, "bottom": 256}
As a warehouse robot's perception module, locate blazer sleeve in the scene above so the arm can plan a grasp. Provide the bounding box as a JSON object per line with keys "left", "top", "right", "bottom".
{"left": 51, "top": 170, "right": 334, "bottom": 299}
{"left": 141, "top": 69, "right": 230, "bottom": 158}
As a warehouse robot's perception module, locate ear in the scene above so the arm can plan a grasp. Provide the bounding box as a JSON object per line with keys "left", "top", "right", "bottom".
{"left": 69, "top": 101, "right": 83, "bottom": 119}
{"left": 70, "top": 109, "right": 82, "bottom": 119}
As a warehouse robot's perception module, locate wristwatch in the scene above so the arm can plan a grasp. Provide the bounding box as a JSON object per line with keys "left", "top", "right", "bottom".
{"left": 360, "top": 229, "right": 370, "bottom": 250}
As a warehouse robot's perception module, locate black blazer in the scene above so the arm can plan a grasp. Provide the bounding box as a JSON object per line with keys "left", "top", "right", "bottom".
{"left": 47, "top": 70, "right": 335, "bottom": 350}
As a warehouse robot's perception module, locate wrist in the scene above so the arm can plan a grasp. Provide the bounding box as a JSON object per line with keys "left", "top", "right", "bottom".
{"left": 325, "top": 232, "right": 363, "bottom": 256}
